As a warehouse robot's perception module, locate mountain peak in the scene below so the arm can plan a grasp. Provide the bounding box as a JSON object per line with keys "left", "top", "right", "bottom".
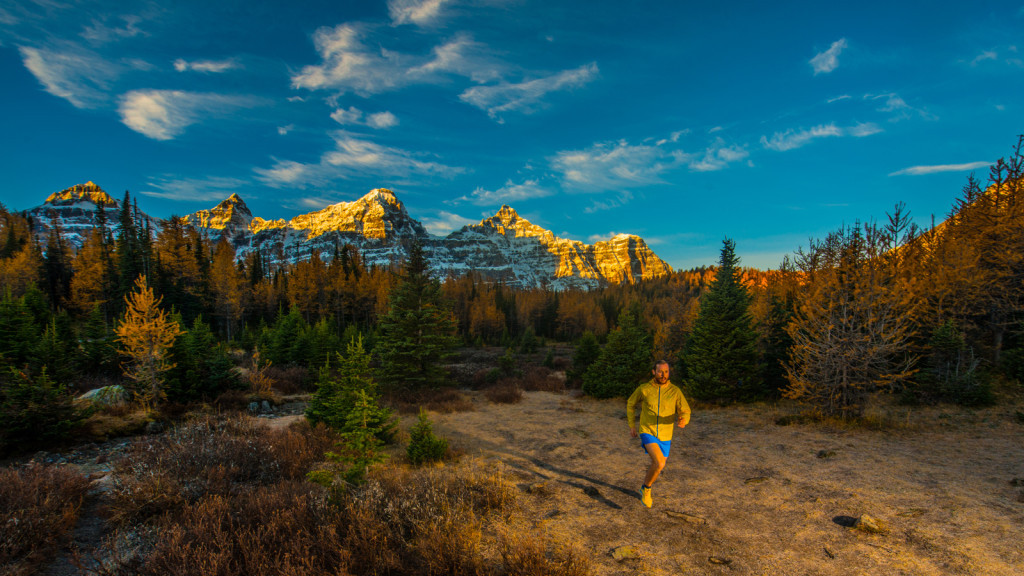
{"left": 183, "top": 192, "right": 253, "bottom": 232}
{"left": 44, "top": 182, "right": 119, "bottom": 208}
{"left": 288, "top": 188, "right": 426, "bottom": 240}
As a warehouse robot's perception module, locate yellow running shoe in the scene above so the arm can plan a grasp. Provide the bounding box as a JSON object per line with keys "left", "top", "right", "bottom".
{"left": 640, "top": 486, "right": 652, "bottom": 508}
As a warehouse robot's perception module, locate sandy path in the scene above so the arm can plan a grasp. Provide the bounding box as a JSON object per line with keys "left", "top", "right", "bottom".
{"left": 429, "top": 391, "right": 1024, "bottom": 576}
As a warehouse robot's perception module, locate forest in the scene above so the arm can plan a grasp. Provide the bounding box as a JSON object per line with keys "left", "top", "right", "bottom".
{"left": 1, "top": 136, "right": 1024, "bottom": 455}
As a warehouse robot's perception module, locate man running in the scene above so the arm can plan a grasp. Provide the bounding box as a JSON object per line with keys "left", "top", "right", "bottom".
{"left": 627, "top": 360, "right": 690, "bottom": 508}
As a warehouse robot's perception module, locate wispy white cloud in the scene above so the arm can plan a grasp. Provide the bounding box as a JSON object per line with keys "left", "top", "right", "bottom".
{"left": 173, "top": 58, "right": 239, "bottom": 73}
{"left": 761, "top": 124, "right": 842, "bottom": 151}
{"left": 866, "top": 92, "right": 935, "bottom": 121}
{"left": 584, "top": 191, "right": 634, "bottom": 213}
{"left": 277, "top": 124, "right": 294, "bottom": 136}
{"left": 420, "top": 210, "right": 476, "bottom": 235}
{"left": 291, "top": 24, "right": 410, "bottom": 94}
{"left": 971, "top": 50, "right": 998, "bottom": 66}
{"left": 848, "top": 122, "right": 882, "bottom": 137}
{"left": 0, "top": 7, "right": 18, "bottom": 25}
{"left": 827, "top": 94, "right": 851, "bottom": 103}
{"left": 810, "top": 38, "right": 847, "bottom": 74}
{"left": 889, "top": 161, "right": 992, "bottom": 176}
{"left": 409, "top": 34, "right": 503, "bottom": 83}
{"left": 551, "top": 138, "right": 672, "bottom": 190}
{"left": 19, "top": 44, "right": 119, "bottom": 108}
{"left": 689, "top": 139, "right": 749, "bottom": 172}
{"left": 80, "top": 14, "right": 146, "bottom": 44}
{"left": 140, "top": 175, "right": 248, "bottom": 202}
{"left": 256, "top": 132, "right": 464, "bottom": 188}
{"left": 461, "top": 179, "right": 552, "bottom": 205}
{"left": 255, "top": 159, "right": 313, "bottom": 187}
{"left": 655, "top": 129, "right": 688, "bottom": 146}
{"left": 761, "top": 122, "right": 881, "bottom": 152}
{"left": 330, "top": 106, "right": 399, "bottom": 129}
{"left": 459, "top": 62, "right": 599, "bottom": 121}
{"left": 388, "top": 0, "right": 452, "bottom": 27}
{"left": 118, "top": 90, "right": 259, "bottom": 140}
{"left": 292, "top": 25, "right": 501, "bottom": 96}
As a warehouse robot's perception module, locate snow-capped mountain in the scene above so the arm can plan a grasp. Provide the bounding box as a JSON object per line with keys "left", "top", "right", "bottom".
{"left": 24, "top": 183, "right": 673, "bottom": 289}
{"left": 26, "top": 182, "right": 158, "bottom": 249}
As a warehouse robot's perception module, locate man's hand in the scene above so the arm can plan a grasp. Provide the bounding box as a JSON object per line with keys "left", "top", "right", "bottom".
{"left": 676, "top": 420, "right": 686, "bottom": 429}
{"left": 629, "top": 426, "right": 638, "bottom": 438}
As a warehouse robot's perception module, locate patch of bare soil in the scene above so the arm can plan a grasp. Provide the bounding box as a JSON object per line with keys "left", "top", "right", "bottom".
{"left": 430, "top": 391, "right": 1024, "bottom": 575}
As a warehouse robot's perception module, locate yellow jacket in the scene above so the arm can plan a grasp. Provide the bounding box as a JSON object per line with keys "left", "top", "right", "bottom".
{"left": 626, "top": 379, "right": 691, "bottom": 441}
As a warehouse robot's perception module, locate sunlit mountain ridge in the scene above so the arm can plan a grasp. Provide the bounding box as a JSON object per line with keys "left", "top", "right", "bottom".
{"left": 26, "top": 183, "right": 672, "bottom": 289}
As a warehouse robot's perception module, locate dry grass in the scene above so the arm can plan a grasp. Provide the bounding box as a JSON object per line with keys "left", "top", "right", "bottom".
{"left": 84, "top": 411, "right": 586, "bottom": 576}
{"left": 0, "top": 463, "right": 90, "bottom": 576}
{"left": 428, "top": 391, "right": 1024, "bottom": 576}
{"left": 386, "top": 387, "right": 476, "bottom": 414}
{"left": 106, "top": 415, "right": 336, "bottom": 526}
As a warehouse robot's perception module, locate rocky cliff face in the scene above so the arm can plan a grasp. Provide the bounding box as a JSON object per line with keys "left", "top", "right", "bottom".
{"left": 28, "top": 182, "right": 133, "bottom": 248}
{"left": 26, "top": 183, "right": 673, "bottom": 289}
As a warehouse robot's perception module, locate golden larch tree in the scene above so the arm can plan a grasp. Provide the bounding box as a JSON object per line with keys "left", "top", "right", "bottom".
{"left": 115, "top": 275, "right": 183, "bottom": 410}
{"left": 209, "top": 239, "right": 248, "bottom": 341}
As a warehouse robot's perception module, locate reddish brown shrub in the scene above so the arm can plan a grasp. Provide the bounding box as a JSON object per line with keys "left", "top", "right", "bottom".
{"left": 520, "top": 367, "right": 565, "bottom": 392}
{"left": 136, "top": 482, "right": 350, "bottom": 576}
{"left": 0, "top": 464, "right": 90, "bottom": 576}
{"left": 264, "top": 365, "right": 309, "bottom": 394}
{"left": 484, "top": 381, "right": 523, "bottom": 404}
{"left": 107, "top": 415, "right": 336, "bottom": 526}
{"left": 385, "top": 388, "right": 475, "bottom": 414}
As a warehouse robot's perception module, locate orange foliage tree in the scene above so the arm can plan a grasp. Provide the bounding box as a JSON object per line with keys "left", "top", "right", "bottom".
{"left": 115, "top": 275, "right": 184, "bottom": 409}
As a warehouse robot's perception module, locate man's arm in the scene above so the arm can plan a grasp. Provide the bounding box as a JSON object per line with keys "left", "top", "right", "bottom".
{"left": 626, "top": 386, "right": 642, "bottom": 437}
{"left": 676, "top": 390, "right": 691, "bottom": 428}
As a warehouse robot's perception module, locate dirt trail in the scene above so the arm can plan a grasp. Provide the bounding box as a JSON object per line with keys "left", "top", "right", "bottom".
{"left": 430, "top": 390, "right": 1024, "bottom": 576}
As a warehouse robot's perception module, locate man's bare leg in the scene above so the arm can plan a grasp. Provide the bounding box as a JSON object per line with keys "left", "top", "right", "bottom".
{"left": 643, "top": 443, "right": 667, "bottom": 488}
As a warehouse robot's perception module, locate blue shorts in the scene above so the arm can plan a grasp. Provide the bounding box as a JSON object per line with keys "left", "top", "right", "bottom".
{"left": 639, "top": 433, "right": 672, "bottom": 458}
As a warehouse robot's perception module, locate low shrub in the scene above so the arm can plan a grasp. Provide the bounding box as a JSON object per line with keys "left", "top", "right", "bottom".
{"left": 0, "top": 463, "right": 90, "bottom": 576}
{"left": 484, "top": 381, "right": 523, "bottom": 404}
{"left": 520, "top": 366, "right": 565, "bottom": 392}
{"left": 107, "top": 415, "right": 336, "bottom": 526}
{"left": 498, "top": 529, "right": 591, "bottom": 576}
{"left": 264, "top": 364, "right": 309, "bottom": 394}
{"left": 385, "top": 387, "right": 474, "bottom": 414}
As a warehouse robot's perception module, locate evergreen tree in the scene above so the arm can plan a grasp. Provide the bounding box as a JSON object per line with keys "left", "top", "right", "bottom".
{"left": 582, "top": 306, "right": 651, "bottom": 398}
{"left": 164, "top": 315, "right": 238, "bottom": 403}
{"left": 309, "top": 389, "right": 391, "bottom": 488}
{"left": 307, "top": 336, "right": 396, "bottom": 442}
{"left": 759, "top": 294, "right": 794, "bottom": 397}
{"left": 375, "top": 242, "right": 458, "bottom": 390}
{"left": 406, "top": 407, "right": 448, "bottom": 465}
{"left": 681, "top": 239, "right": 761, "bottom": 402}
{"left": 568, "top": 331, "right": 600, "bottom": 386}
{"left": 0, "top": 367, "right": 84, "bottom": 455}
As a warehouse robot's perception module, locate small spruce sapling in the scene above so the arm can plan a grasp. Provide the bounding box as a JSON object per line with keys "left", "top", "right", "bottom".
{"left": 406, "top": 407, "right": 449, "bottom": 466}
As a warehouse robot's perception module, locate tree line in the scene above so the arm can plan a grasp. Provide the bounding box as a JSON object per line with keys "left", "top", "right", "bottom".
{"left": 2, "top": 135, "right": 1024, "bottom": 452}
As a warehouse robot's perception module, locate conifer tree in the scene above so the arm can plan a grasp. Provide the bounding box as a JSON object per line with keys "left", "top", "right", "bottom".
{"left": 406, "top": 407, "right": 448, "bottom": 465}
{"left": 582, "top": 305, "right": 651, "bottom": 398}
{"left": 317, "top": 337, "right": 395, "bottom": 440}
{"left": 568, "top": 331, "right": 600, "bottom": 385}
{"left": 309, "top": 389, "right": 391, "bottom": 488}
{"left": 164, "top": 315, "right": 238, "bottom": 403}
{"left": 375, "top": 241, "right": 458, "bottom": 390}
{"left": 681, "top": 238, "right": 761, "bottom": 402}
{"left": 114, "top": 275, "right": 184, "bottom": 409}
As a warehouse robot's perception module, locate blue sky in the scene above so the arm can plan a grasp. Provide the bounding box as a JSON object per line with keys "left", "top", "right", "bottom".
{"left": 1, "top": 0, "right": 1021, "bottom": 270}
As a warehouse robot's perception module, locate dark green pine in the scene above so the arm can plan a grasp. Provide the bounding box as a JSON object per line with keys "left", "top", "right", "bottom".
{"left": 681, "top": 238, "right": 761, "bottom": 403}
